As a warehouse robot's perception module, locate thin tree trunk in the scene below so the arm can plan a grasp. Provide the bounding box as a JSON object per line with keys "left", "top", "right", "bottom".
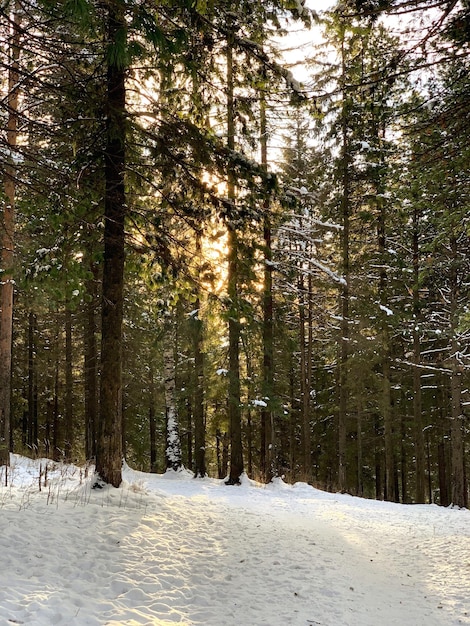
{"left": 149, "top": 362, "right": 158, "bottom": 473}
{"left": 338, "top": 27, "right": 350, "bottom": 493}
{"left": 299, "top": 275, "right": 311, "bottom": 480}
{"left": 164, "top": 317, "right": 182, "bottom": 471}
{"left": 412, "top": 207, "right": 426, "bottom": 503}
{"left": 438, "top": 440, "right": 449, "bottom": 506}
{"left": 381, "top": 350, "right": 396, "bottom": 501}
{"left": 96, "top": 1, "right": 127, "bottom": 487}
{"left": 27, "top": 312, "right": 39, "bottom": 455}
{"left": 225, "top": 22, "right": 243, "bottom": 485}
{"left": 400, "top": 409, "right": 407, "bottom": 503}
{"left": 0, "top": 3, "right": 20, "bottom": 466}
{"left": 186, "top": 395, "right": 193, "bottom": 470}
{"left": 52, "top": 334, "right": 60, "bottom": 461}
{"left": 449, "top": 238, "right": 465, "bottom": 507}
{"left": 289, "top": 353, "right": 296, "bottom": 482}
{"left": 260, "top": 89, "right": 275, "bottom": 483}
{"left": 356, "top": 400, "right": 363, "bottom": 497}
{"left": 84, "top": 252, "right": 99, "bottom": 461}
{"left": 64, "top": 300, "right": 74, "bottom": 461}
{"left": 193, "top": 235, "right": 206, "bottom": 478}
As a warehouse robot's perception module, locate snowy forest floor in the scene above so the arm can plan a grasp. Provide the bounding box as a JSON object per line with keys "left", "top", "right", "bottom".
{"left": 0, "top": 455, "right": 469, "bottom": 626}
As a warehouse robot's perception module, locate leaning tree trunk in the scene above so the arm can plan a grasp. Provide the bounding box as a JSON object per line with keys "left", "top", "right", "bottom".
{"left": 95, "top": 0, "right": 127, "bottom": 487}
{"left": 0, "top": 2, "right": 20, "bottom": 468}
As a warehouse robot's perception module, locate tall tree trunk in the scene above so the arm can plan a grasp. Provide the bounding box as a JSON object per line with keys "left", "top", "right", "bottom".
{"left": 52, "top": 332, "right": 61, "bottom": 461}
{"left": 337, "top": 26, "right": 350, "bottom": 493}
{"left": 299, "top": 275, "right": 311, "bottom": 480}
{"left": 192, "top": 305, "right": 205, "bottom": 477}
{"left": 0, "top": 3, "right": 20, "bottom": 466}
{"left": 149, "top": 361, "right": 158, "bottom": 473}
{"left": 64, "top": 299, "right": 74, "bottom": 461}
{"left": 378, "top": 215, "right": 396, "bottom": 502}
{"left": 412, "top": 207, "right": 426, "bottom": 503}
{"left": 260, "top": 90, "right": 275, "bottom": 483}
{"left": 289, "top": 352, "right": 296, "bottom": 482}
{"left": 193, "top": 233, "right": 206, "bottom": 478}
{"left": 449, "top": 237, "right": 466, "bottom": 507}
{"left": 356, "top": 399, "right": 363, "bottom": 497}
{"left": 338, "top": 157, "right": 350, "bottom": 492}
{"left": 164, "top": 316, "right": 182, "bottom": 471}
{"left": 96, "top": 0, "right": 127, "bottom": 487}
{"left": 84, "top": 250, "right": 99, "bottom": 461}
{"left": 27, "top": 312, "right": 38, "bottom": 454}
{"left": 438, "top": 440, "right": 449, "bottom": 506}
{"left": 225, "top": 22, "right": 243, "bottom": 485}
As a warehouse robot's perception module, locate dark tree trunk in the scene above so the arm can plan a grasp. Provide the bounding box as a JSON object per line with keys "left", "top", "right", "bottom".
{"left": 164, "top": 317, "right": 182, "bottom": 471}
{"left": 52, "top": 346, "right": 60, "bottom": 462}
{"left": 225, "top": 24, "right": 243, "bottom": 485}
{"left": 216, "top": 429, "right": 229, "bottom": 479}
{"left": 149, "top": 363, "right": 157, "bottom": 473}
{"left": 412, "top": 207, "right": 426, "bottom": 503}
{"left": 438, "top": 440, "right": 449, "bottom": 507}
{"left": 338, "top": 30, "right": 350, "bottom": 493}
{"left": 27, "top": 312, "right": 38, "bottom": 454}
{"left": 192, "top": 289, "right": 206, "bottom": 477}
{"left": 64, "top": 301, "right": 74, "bottom": 461}
{"left": 96, "top": 1, "right": 127, "bottom": 487}
{"left": 299, "top": 275, "right": 311, "bottom": 480}
{"left": 260, "top": 91, "right": 275, "bottom": 483}
{"left": 84, "top": 253, "right": 99, "bottom": 461}
{"left": 449, "top": 237, "right": 466, "bottom": 507}
{"left": 0, "top": 2, "right": 20, "bottom": 466}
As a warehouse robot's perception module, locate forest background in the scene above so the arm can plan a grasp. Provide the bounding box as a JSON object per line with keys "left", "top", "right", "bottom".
{"left": 0, "top": 0, "right": 469, "bottom": 506}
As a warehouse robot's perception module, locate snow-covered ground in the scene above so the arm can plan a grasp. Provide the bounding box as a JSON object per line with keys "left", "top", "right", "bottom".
{"left": 0, "top": 455, "right": 468, "bottom": 626}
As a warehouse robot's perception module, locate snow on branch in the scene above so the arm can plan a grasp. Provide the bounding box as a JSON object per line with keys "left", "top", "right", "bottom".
{"left": 310, "top": 258, "right": 346, "bottom": 285}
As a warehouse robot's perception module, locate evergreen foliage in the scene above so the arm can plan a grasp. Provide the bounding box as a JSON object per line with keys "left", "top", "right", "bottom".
{"left": 0, "top": 0, "right": 467, "bottom": 505}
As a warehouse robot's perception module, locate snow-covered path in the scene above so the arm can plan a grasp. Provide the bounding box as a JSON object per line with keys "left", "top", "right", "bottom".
{"left": 0, "top": 456, "right": 468, "bottom": 625}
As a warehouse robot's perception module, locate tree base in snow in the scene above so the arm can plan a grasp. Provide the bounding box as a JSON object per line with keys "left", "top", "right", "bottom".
{"left": 0, "top": 446, "right": 9, "bottom": 467}
{"left": 225, "top": 476, "right": 241, "bottom": 486}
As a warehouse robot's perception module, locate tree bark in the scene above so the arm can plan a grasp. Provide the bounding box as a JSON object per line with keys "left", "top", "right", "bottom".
{"left": 192, "top": 299, "right": 206, "bottom": 477}
{"left": 84, "top": 250, "right": 99, "bottom": 461}
{"left": 412, "top": 207, "right": 426, "bottom": 503}
{"left": 64, "top": 299, "right": 74, "bottom": 461}
{"left": 337, "top": 25, "right": 350, "bottom": 493}
{"left": 299, "top": 275, "right": 311, "bottom": 480}
{"left": 27, "top": 312, "right": 38, "bottom": 454}
{"left": 260, "top": 91, "right": 275, "bottom": 483}
{"left": 164, "top": 316, "right": 182, "bottom": 471}
{"left": 0, "top": 2, "right": 20, "bottom": 466}
{"left": 96, "top": 0, "right": 127, "bottom": 487}
{"left": 192, "top": 231, "right": 206, "bottom": 478}
{"left": 225, "top": 22, "right": 243, "bottom": 485}
{"left": 149, "top": 362, "right": 158, "bottom": 473}
{"left": 449, "top": 237, "right": 466, "bottom": 507}
{"left": 379, "top": 255, "right": 396, "bottom": 503}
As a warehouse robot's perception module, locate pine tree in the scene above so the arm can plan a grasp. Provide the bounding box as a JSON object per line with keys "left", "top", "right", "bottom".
{"left": 0, "top": 1, "right": 20, "bottom": 469}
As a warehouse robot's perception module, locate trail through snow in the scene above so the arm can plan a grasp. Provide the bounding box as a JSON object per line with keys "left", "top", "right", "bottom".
{"left": 0, "top": 455, "right": 468, "bottom": 625}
